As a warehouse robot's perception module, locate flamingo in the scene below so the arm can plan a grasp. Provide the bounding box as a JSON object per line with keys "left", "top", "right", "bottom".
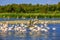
{"left": 29, "top": 25, "right": 41, "bottom": 32}
{"left": 20, "top": 23, "right": 24, "bottom": 27}
{"left": 41, "top": 28, "right": 48, "bottom": 32}
{"left": 52, "top": 27, "right": 56, "bottom": 30}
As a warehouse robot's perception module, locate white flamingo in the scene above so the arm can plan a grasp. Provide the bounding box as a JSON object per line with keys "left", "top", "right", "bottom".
{"left": 52, "top": 27, "right": 56, "bottom": 30}
{"left": 29, "top": 25, "right": 41, "bottom": 32}
{"left": 41, "top": 28, "right": 48, "bottom": 32}
{"left": 20, "top": 23, "right": 24, "bottom": 27}
{"left": 19, "top": 27, "right": 26, "bottom": 32}
{"left": 8, "top": 27, "right": 13, "bottom": 31}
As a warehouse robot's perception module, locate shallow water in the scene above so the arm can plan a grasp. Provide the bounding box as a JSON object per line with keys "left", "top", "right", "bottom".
{"left": 0, "top": 18, "right": 60, "bottom": 40}
{"left": 0, "top": 23, "right": 60, "bottom": 40}
{"left": 0, "top": 18, "right": 60, "bottom": 21}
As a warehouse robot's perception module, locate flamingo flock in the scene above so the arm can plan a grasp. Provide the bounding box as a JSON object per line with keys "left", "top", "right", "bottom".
{"left": 0, "top": 21, "right": 56, "bottom": 33}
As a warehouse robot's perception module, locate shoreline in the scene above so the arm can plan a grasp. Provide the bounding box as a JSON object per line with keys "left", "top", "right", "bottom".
{"left": 0, "top": 20, "right": 60, "bottom": 24}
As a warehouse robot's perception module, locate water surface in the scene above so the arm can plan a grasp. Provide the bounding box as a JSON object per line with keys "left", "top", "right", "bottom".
{"left": 0, "top": 18, "right": 60, "bottom": 40}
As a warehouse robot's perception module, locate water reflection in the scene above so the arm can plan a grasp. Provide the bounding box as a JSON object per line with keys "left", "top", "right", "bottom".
{"left": 0, "top": 32, "right": 8, "bottom": 37}
{"left": 0, "top": 23, "right": 60, "bottom": 40}
{"left": 0, "top": 30, "right": 59, "bottom": 40}
{"left": 14, "top": 31, "right": 26, "bottom": 37}
{"left": 30, "top": 31, "right": 40, "bottom": 38}
{"left": 0, "top": 35, "right": 4, "bottom": 40}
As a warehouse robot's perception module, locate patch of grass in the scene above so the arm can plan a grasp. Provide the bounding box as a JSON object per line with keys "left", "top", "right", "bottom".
{"left": 0, "top": 13, "right": 60, "bottom": 18}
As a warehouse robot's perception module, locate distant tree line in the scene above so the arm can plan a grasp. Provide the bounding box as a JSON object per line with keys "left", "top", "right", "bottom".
{"left": 0, "top": 2, "right": 60, "bottom": 13}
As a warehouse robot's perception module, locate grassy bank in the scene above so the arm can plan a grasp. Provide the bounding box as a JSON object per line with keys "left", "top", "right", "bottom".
{"left": 0, "top": 13, "right": 60, "bottom": 18}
